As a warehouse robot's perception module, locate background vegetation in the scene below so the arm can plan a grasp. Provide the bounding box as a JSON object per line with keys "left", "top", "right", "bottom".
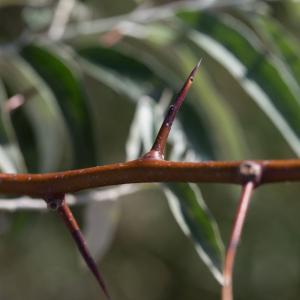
{"left": 1, "top": 0, "right": 300, "bottom": 299}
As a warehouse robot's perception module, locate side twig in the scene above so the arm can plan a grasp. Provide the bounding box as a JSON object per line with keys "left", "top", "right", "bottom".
{"left": 222, "top": 162, "right": 262, "bottom": 300}
{"left": 61, "top": 0, "right": 264, "bottom": 41}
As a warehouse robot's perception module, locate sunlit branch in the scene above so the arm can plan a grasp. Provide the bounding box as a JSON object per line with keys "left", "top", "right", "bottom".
{"left": 0, "top": 159, "right": 300, "bottom": 198}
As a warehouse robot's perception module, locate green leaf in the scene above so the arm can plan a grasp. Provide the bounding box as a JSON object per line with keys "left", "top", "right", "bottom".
{"left": 77, "top": 45, "right": 163, "bottom": 101}
{"left": 21, "top": 44, "right": 96, "bottom": 167}
{"left": 126, "top": 93, "right": 199, "bottom": 161}
{"left": 112, "top": 23, "right": 248, "bottom": 160}
{"left": 126, "top": 95, "right": 157, "bottom": 160}
{"left": 254, "top": 16, "right": 300, "bottom": 89}
{"left": 76, "top": 28, "right": 244, "bottom": 161}
{"left": 177, "top": 53, "right": 248, "bottom": 160}
{"left": 0, "top": 55, "right": 73, "bottom": 172}
{"left": 0, "top": 80, "right": 26, "bottom": 172}
{"left": 84, "top": 192, "right": 121, "bottom": 260}
{"left": 164, "top": 183, "right": 224, "bottom": 284}
{"left": 179, "top": 12, "right": 300, "bottom": 156}
{"left": 126, "top": 95, "right": 225, "bottom": 283}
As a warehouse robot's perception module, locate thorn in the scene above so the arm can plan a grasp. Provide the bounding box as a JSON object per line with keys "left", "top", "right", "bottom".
{"left": 45, "top": 195, "right": 111, "bottom": 300}
{"left": 190, "top": 58, "right": 203, "bottom": 81}
{"left": 197, "top": 58, "right": 203, "bottom": 69}
{"left": 143, "top": 60, "right": 202, "bottom": 160}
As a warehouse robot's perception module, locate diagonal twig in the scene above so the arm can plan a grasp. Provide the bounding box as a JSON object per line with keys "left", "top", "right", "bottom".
{"left": 48, "top": 0, "right": 76, "bottom": 40}
{"left": 62, "top": 0, "right": 266, "bottom": 41}
{"left": 222, "top": 161, "right": 262, "bottom": 300}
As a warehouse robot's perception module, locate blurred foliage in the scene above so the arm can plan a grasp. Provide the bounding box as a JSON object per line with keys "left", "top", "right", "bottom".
{"left": 1, "top": 0, "right": 300, "bottom": 299}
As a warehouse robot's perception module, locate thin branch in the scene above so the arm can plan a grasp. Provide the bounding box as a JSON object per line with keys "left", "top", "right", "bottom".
{"left": 48, "top": 0, "right": 76, "bottom": 40}
{"left": 143, "top": 60, "right": 201, "bottom": 159}
{"left": 46, "top": 195, "right": 111, "bottom": 300}
{"left": 61, "top": 0, "right": 266, "bottom": 41}
{"left": 0, "top": 0, "right": 274, "bottom": 54}
{"left": 222, "top": 162, "right": 262, "bottom": 300}
{"left": 222, "top": 182, "right": 254, "bottom": 300}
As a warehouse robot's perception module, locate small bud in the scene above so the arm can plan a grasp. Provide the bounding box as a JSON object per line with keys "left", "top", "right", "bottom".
{"left": 239, "top": 161, "right": 262, "bottom": 185}
{"left": 45, "top": 196, "right": 64, "bottom": 210}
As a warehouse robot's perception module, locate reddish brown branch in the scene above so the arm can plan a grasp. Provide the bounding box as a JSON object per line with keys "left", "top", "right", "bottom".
{"left": 46, "top": 195, "right": 111, "bottom": 300}
{"left": 1, "top": 159, "right": 300, "bottom": 197}
{"left": 1, "top": 64, "right": 299, "bottom": 200}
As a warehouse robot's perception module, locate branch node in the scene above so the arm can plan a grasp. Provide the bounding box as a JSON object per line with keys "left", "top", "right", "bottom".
{"left": 142, "top": 149, "right": 164, "bottom": 160}
{"left": 239, "top": 161, "right": 262, "bottom": 185}
{"left": 44, "top": 194, "right": 65, "bottom": 210}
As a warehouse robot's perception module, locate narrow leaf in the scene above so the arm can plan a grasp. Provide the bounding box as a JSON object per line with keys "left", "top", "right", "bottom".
{"left": 116, "top": 22, "right": 248, "bottom": 160}
{"left": 21, "top": 44, "right": 96, "bottom": 167}
{"left": 179, "top": 12, "right": 300, "bottom": 155}
{"left": 164, "top": 183, "right": 224, "bottom": 284}
{"left": 254, "top": 16, "right": 300, "bottom": 89}
{"left": 77, "top": 45, "right": 163, "bottom": 101}
{"left": 0, "top": 80, "right": 26, "bottom": 172}
{"left": 0, "top": 55, "right": 73, "bottom": 172}
{"left": 126, "top": 98, "right": 225, "bottom": 283}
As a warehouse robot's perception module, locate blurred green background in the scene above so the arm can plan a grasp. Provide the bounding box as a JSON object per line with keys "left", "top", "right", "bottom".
{"left": 1, "top": 0, "right": 300, "bottom": 299}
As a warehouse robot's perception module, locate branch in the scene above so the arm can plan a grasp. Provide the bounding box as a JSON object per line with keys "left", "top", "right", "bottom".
{"left": 0, "top": 56, "right": 299, "bottom": 300}
{"left": 0, "top": 0, "right": 274, "bottom": 55}
{"left": 48, "top": 0, "right": 76, "bottom": 40}
{"left": 222, "top": 162, "right": 262, "bottom": 300}
{"left": 61, "top": 0, "right": 265, "bottom": 41}
{"left": 0, "top": 61, "right": 298, "bottom": 198}
{"left": 0, "top": 159, "right": 300, "bottom": 197}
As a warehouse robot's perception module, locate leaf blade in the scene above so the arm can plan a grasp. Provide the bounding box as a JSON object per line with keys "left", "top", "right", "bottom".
{"left": 179, "top": 12, "right": 300, "bottom": 155}
{"left": 164, "top": 183, "right": 224, "bottom": 284}
{"left": 0, "top": 55, "right": 73, "bottom": 172}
